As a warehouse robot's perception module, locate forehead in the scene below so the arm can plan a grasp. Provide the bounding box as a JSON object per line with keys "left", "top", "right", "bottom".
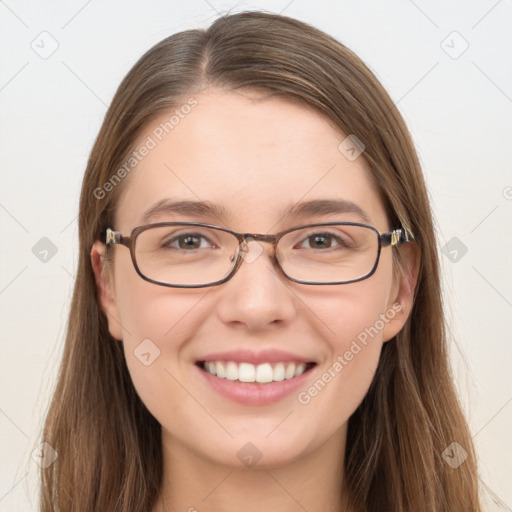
{"left": 115, "top": 88, "right": 388, "bottom": 231}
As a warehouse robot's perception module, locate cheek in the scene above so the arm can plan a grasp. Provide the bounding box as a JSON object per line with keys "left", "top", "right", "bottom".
{"left": 112, "top": 262, "right": 206, "bottom": 415}
{"left": 297, "top": 262, "right": 394, "bottom": 419}
{"left": 113, "top": 248, "right": 208, "bottom": 345}
{"left": 308, "top": 251, "right": 394, "bottom": 352}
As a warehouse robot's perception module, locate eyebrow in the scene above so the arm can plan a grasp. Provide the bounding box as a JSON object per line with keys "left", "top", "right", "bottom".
{"left": 281, "top": 198, "right": 370, "bottom": 224}
{"left": 140, "top": 198, "right": 370, "bottom": 225}
{"left": 141, "top": 199, "right": 228, "bottom": 225}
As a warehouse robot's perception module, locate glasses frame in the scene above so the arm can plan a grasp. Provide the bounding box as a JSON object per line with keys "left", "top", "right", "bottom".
{"left": 104, "top": 221, "right": 412, "bottom": 288}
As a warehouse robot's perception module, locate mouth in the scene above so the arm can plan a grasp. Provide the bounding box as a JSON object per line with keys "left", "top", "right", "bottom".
{"left": 196, "top": 360, "right": 317, "bottom": 384}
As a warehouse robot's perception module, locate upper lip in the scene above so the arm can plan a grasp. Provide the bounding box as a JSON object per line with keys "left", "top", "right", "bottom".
{"left": 197, "top": 349, "right": 316, "bottom": 365}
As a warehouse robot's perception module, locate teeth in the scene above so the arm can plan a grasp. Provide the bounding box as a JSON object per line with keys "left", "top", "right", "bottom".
{"left": 202, "top": 361, "right": 309, "bottom": 383}
{"left": 273, "top": 362, "right": 285, "bottom": 381}
{"left": 239, "top": 362, "right": 255, "bottom": 382}
{"left": 285, "top": 363, "right": 296, "bottom": 380}
{"left": 255, "top": 363, "right": 273, "bottom": 383}
{"left": 206, "top": 362, "right": 216, "bottom": 375}
{"left": 216, "top": 362, "right": 226, "bottom": 378}
{"left": 295, "top": 363, "right": 305, "bottom": 377}
{"left": 226, "top": 362, "right": 238, "bottom": 381}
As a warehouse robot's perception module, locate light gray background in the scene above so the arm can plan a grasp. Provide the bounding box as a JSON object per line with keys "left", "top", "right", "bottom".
{"left": 1, "top": 1, "right": 511, "bottom": 510}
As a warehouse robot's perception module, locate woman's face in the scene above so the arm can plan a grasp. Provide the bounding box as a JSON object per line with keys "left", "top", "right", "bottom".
{"left": 94, "top": 88, "right": 413, "bottom": 470}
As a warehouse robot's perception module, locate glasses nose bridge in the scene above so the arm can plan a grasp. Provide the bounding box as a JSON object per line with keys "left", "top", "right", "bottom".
{"left": 242, "top": 232, "right": 277, "bottom": 243}
{"left": 238, "top": 232, "right": 278, "bottom": 253}
{"left": 227, "top": 231, "right": 287, "bottom": 285}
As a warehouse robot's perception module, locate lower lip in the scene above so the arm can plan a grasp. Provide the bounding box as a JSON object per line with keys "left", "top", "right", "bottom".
{"left": 196, "top": 364, "right": 316, "bottom": 406}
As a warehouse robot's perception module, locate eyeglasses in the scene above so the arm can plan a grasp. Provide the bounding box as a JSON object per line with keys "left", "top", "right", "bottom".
{"left": 104, "top": 222, "right": 412, "bottom": 288}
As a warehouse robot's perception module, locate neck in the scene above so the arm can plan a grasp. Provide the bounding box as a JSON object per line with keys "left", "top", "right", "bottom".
{"left": 153, "top": 425, "right": 352, "bottom": 512}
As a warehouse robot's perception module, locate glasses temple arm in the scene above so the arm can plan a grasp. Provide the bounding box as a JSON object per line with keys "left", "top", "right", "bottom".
{"left": 380, "top": 227, "right": 414, "bottom": 247}
{"left": 105, "top": 228, "right": 122, "bottom": 246}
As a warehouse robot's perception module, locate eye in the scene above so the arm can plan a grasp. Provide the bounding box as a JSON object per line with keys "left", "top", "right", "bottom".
{"left": 162, "top": 232, "right": 214, "bottom": 250}
{"left": 297, "top": 232, "right": 350, "bottom": 250}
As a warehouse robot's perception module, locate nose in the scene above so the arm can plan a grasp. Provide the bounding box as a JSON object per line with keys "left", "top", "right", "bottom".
{"left": 215, "top": 239, "right": 298, "bottom": 331}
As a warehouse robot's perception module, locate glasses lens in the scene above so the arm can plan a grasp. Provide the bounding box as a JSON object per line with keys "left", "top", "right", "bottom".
{"left": 135, "top": 225, "right": 238, "bottom": 286}
{"left": 277, "top": 224, "right": 379, "bottom": 283}
{"left": 133, "top": 223, "right": 380, "bottom": 287}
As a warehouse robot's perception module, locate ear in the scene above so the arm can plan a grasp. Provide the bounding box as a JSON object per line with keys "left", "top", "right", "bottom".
{"left": 382, "top": 241, "right": 421, "bottom": 342}
{"left": 90, "top": 240, "right": 124, "bottom": 340}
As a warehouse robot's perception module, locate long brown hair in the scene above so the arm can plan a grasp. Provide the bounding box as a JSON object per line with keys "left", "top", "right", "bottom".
{"left": 40, "top": 11, "right": 481, "bottom": 511}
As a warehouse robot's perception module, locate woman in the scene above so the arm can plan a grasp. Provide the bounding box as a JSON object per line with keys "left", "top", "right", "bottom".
{"left": 40, "top": 11, "right": 481, "bottom": 511}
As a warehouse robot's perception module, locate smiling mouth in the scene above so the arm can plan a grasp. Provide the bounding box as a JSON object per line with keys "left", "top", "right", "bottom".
{"left": 197, "top": 361, "right": 317, "bottom": 384}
